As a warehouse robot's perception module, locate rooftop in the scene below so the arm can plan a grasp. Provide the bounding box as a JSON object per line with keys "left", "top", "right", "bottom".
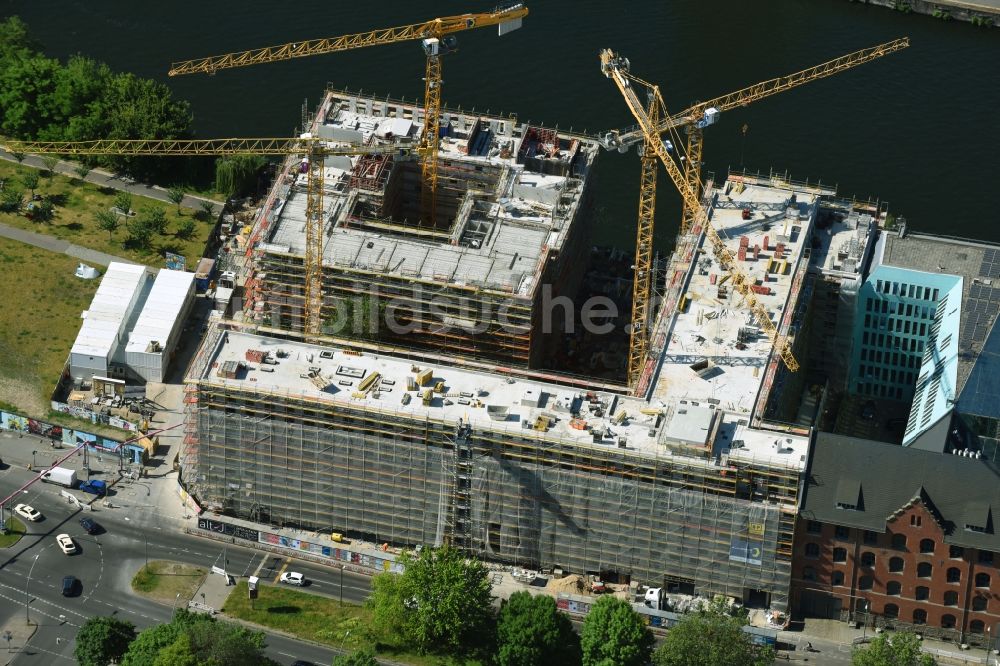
{"left": 879, "top": 232, "right": 1000, "bottom": 399}
{"left": 193, "top": 329, "right": 809, "bottom": 471}
{"left": 649, "top": 178, "right": 818, "bottom": 415}
{"left": 802, "top": 432, "right": 1000, "bottom": 552}
{"left": 71, "top": 263, "right": 149, "bottom": 358}
{"left": 125, "top": 269, "right": 195, "bottom": 354}
{"left": 810, "top": 209, "right": 876, "bottom": 276}
{"left": 259, "top": 91, "right": 598, "bottom": 297}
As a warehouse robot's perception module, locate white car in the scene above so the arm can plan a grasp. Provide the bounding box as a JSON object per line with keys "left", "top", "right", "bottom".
{"left": 14, "top": 504, "right": 41, "bottom": 522}
{"left": 56, "top": 534, "right": 77, "bottom": 555}
{"left": 279, "top": 572, "right": 305, "bottom": 586}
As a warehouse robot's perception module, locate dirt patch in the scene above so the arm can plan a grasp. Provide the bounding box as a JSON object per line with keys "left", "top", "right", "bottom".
{"left": 131, "top": 560, "right": 207, "bottom": 605}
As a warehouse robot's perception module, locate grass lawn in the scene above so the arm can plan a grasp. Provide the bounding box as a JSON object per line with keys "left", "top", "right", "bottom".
{"left": 223, "top": 582, "right": 483, "bottom": 666}
{"left": 0, "top": 237, "right": 100, "bottom": 415}
{"left": 0, "top": 516, "right": 26, "bottom": 548}
{"left": 0, "top": 160, "right": 214, "bottom": 267}
{"left": 132, "top": 560, "right": 207, "bottom": 605}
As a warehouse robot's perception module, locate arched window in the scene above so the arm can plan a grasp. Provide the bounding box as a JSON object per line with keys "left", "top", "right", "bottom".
{"left": 971, "top": 620, "right": 986, "bottom": 634}
{"left": 917, "top": 562, "right": 933, "bottom": 578}
{"left": 913, "top": 608, "right": 927, "bottom": 625}
{"left": 833, "top": 547, "right": 847, "bottom": 563}
{"left": 973, "top": 596, "right": 988, "bottom": 612}
{"left": 805, "top": 542, "right": 820, "bottom": 558}
{"left": 976, "top": 572, "right": 991, "bottom": 588}
{"left": 947, "top": 567, "right": 962, "bottom": 583}
{"left": 887, "top": 581, "right": 902, "bottom": 596}
{"left": 859, "top": 575, "right": 874, "bottom": 591}
{"left": 950, "top": 545, "right": 965, "bottom": 559}
{"left": 860, "top": 552, "right": 876, "bottom": 567}
{"left": 889, "top": 557, "right": 905, "bottom": 573}
{"left": 915, "top": 586, "right": 930, "bottom": 601}
{"left": 883, "top": 603, "right": 899, "bottom": 619}
{"left": 944, "top": 591, "right": 959, "bottom": 606}
{"left": 892, "top": 533, "right": 907, "bottom": 549}
{"left": 920, "top": 538, "right": 936, "bottom": 554}
{"left": 942, "top": 614, "right": 956, "bottom": 629}
{"left": 832, "top": 571, "right": 845, "bottom": 586}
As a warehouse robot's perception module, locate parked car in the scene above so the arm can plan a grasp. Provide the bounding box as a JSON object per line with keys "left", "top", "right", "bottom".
{"left": 61, "top": 575, "right": 79, "bottom": 597}
{"left": 279, "top": 572, "right": 305, "bottom": 586}
{"left": 861, "top": 400, "right": 877, "bottom": 420}
{"left": 79, "top": 517, "right": 100, "bottom": 535}
{"left": 56, "top": 534, "right": 77, "bottom": 555}
{"left": 14, "top": 504, "right": 41, "bottom": 522}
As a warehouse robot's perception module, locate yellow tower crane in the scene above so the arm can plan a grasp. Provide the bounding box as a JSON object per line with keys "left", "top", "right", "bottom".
{"left": 601, "top": 38, "right": 910, "bottom": 387}
{"left": 2, "top": 137, "right": 420, "bottom": 339}
{"left": 167, "top": 5, "right": 528, "bottom": 229}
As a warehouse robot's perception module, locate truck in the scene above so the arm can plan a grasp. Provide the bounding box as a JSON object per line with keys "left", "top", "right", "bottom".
{"left": 194, "top": 258, "right": 215, "bottom": 292}
{"left": 40, "top": 467, "right": 77, "bottom": 488}
{"left": 79, "top": 479, "right": 108, "bottom": 496}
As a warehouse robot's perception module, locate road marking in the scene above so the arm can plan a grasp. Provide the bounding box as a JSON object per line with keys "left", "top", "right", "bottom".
{"left": 250, "top": 553, "right": 268, "bottom": 579}
{"left": 273, "top": 559, "right": 289, "bottom": 584}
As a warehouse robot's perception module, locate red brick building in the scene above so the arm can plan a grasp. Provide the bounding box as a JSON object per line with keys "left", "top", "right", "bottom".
{"left": 792, "top": 434, "right": 1000, "bottom": 647}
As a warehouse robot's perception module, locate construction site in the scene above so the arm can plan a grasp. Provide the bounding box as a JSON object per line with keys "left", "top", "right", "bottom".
{"left": 244, "top": 89, "right": 600, "bottom": 371}
{"left": 4, "top": 8, "right": 913, "bottom": 617}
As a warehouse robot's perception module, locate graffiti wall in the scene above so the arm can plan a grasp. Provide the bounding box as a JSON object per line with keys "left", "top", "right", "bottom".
{"left": 50, "top": 401, "right": 139, "bottom": 432}
{"left": 197, "top": 517, "right": 404, "bottom": 574}
{"left": 1, "top": 408, "right": 142, "bottom": 463}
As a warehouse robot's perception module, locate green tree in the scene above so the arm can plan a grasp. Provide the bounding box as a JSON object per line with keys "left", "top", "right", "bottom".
{"left": 140, "top": 206, "right": 168, "bottom": 235}
{"left": 151, "top": 633, "right": 198, "bottom": 666}
{"left": 126, "top": 218, "right": 154, "bottom": 250}
{"left": 74, "top": 616, "right": 137, "bottom": 666}
{"left": 167, "top": 186, "right": 186, "bottom": 214}
{"left": 41, "top": 155, "right": 59, "bottom": 176}
{"left": 33, "top": 197, "right": 55, "bottom": 222}
{"left": 1, "top": 186, "right": 24, "bottom": 213}
{"left": 651, "top": 601, "right": 772, "bottom": 666}
{"left": 496, "top": 591, "right": 580, "bottom": 666}
{"left": 10, "top": 151, "right": 26, "bottom": 164}
{"left": 198, "top": 200, "right": 216, "bottom": 222}
{"left": 75, "top": 162, "right": 93, "bottom": 180}
{"left": 332, "top": 647, "right": 379, "bottom": 666}
{"left": 369, "top": 545, "right": 494, "bottom": 655}
{"left": 121, "top": 610, "right": 275, "bottom": 666}
{"left": 114, "top": 190, "right": 133, "bottom": 217}
{"left": 175, "top": 217, "right": 197, "bottom": 240}
{"left": 96, "top": 209, "right": 121, "bottom": 241}
{"left": 580, "top": 596, "right": 653, "bottom": 666}
{"left": 852, "top": 631, "right": 935, "bottom": 666}
{"left": 19, "top": 169, "right": 38, "bottom": 198}
{"left": 215, "top": 154, "right": 265, "bottom": 198}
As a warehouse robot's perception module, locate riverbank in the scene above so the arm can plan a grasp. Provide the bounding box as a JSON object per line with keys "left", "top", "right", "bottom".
{"left": 852, "top": 0, "right": 1000, "bottom": 25}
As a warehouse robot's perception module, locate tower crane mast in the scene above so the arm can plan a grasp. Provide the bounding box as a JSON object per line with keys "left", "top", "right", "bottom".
{"left": 601, "top": 37, "right": 909, "bottom": 386}
{"left": 601, "top": 50, "right": 803, "bottom": 374}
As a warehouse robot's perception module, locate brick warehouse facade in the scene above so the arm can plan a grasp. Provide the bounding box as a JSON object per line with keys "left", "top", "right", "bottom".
{"left": 792, "top": 433, "right": 1000, "bottom": 646}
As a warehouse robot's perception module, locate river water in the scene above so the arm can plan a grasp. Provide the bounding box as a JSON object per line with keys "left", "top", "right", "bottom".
{"left": 5, "top": 0, "right": 999, "bottom": 248}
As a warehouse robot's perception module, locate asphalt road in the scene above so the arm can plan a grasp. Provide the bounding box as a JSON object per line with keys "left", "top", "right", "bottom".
{"left": 0, "top": 464, "right": 371, "bottom": 665}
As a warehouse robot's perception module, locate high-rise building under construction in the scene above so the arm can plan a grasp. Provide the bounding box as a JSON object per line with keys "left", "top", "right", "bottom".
{"left": 183, "top": 89, "right": 840, "bottom": 612}
{"left": 242, "top": 89, "right": 599, "bottom": 369}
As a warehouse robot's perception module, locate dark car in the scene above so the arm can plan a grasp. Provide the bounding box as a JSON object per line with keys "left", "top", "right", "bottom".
{"left": 860, "top": 401, "right": 877, "bottom": 420}
{"left": 79, "top": 517, "right": 100, "bottom": 534}
{"left": 61, "top": 575, "right": 79, "bottom": 597}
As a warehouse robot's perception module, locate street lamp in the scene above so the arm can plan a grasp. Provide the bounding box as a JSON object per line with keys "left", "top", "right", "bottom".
{"left": 31, "top": 451, "right": 36, "bottom": 469}
{"left": 862, "top": 599, "right": 870, "bottom": 640}
{"left": 172, "top": 592, "right": 181, "bottom": 614}
{"left": 25, "top": 553, "right": 39, "bottom": 625}
{"left": 340, "top": 564, "right": 345, "bottom": 607}
{"left": 986, "top": 626, "right": 992, "bottom": 666}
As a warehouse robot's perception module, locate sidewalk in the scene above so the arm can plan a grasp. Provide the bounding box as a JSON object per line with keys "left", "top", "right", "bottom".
{"left": 0, "top": 620, "right": 36, "bottom": 666}
{"left": 0, "top": 220, "right": 145, "bottom": 269}
{"left": 0, "top": 148, "right": 224, "bottom": 214}
{"left": 785, "top": 617, "right": 993, "bottom": 665}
